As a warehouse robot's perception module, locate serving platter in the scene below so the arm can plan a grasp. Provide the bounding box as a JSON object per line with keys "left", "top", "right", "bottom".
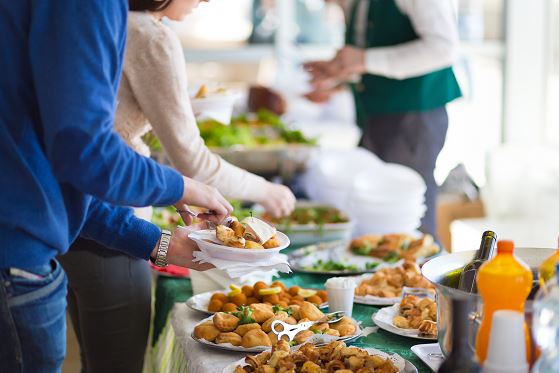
{"left": 372, "top": 304, "right": 437, "bottom": 341}
{"left": 222, "top": 347, "right": 418, "bottom": 373}
{"left": 190, "top": 315, "right": 363, "bottom": 353}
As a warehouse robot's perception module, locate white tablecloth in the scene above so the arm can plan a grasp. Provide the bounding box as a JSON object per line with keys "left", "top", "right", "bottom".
{"left": 170, "top": 303, "right": 248, "bottom": 373}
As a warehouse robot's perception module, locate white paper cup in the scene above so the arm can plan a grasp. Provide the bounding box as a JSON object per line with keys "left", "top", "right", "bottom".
{"left": 482, "top": 310, "right": 529, "bottom": 373}
{"left": 326, "top": 277, "right": 356, "bottom": 317}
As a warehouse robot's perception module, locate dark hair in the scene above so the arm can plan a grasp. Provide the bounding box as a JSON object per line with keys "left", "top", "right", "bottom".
{"left": 129, "top": 0, "right": 173, "bottom": 11}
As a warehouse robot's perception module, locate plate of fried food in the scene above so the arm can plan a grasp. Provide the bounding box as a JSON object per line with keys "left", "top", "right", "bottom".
{"left": 354, "top": 261, "right": 435, "bottom": 306}
{"left": 191, "top": 301, "right": 361, "bottom": 353}
{"left": 186, "top": 280, "right": 328, "bottom": 314}
{"left": 188, "top": 217, "right": 289, "bottom": 262}
{"left": 372, "top": 294, "right": 438, "bottom": 340}
{"left": 223, "top": 340, "right": 418, "bottom": 373}
{"left": 350, "top": 233, "right": 440, "bottom": 263}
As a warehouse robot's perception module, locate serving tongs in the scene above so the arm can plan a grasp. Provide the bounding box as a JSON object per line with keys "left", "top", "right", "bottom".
{"left": 175, "top": 205, "right": 234, "bottom": 228}
{"left": 271, "top": 311, "right": 345, "bottom": 342}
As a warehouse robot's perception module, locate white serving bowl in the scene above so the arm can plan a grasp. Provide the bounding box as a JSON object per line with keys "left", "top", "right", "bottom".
{"left": 188, "top": 230, "right": 290, "bottom": 262}
{"left": 190, "top": 91, "right": 241, "bottom": 124}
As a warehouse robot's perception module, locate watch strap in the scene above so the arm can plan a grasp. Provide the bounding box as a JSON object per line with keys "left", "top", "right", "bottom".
{"left": 152, "top": 229, "right": 171, "bottom": 267}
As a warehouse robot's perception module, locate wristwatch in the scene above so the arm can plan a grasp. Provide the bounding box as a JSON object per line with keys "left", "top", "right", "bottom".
{"left": 151, "top": 229, "right": 171, "bottom": 267}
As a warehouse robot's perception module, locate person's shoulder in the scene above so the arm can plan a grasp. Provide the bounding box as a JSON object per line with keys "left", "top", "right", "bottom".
{"left": 126, "top": 11, "right": 181, "bottom": 57}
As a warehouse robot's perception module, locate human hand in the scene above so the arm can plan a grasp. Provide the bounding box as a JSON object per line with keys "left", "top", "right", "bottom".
{"left": 151, "top": 226, "right": 214, "bottom": 271}
{"left": 305, "top": 46, "right": 366, "bottom": 90}
{"left": 259, "top": 183, "right": 296, "bottom": 218}
{"left": 303, "top": 85, "right": 343, "bottom": 103}
{"left": 175, "top": 177, "right": 233, "bottom": 225}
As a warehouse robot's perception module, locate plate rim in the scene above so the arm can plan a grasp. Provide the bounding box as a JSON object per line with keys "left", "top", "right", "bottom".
{"left": 372, "top": 306, "right": 437, "bottom": 341}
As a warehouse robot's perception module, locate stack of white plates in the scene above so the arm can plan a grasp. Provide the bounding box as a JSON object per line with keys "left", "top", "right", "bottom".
{"left": 302, "top": 149, "right": 426, "bottom": 235}
{"left": 349, "top": 163, "right": 426, "bottom": 235}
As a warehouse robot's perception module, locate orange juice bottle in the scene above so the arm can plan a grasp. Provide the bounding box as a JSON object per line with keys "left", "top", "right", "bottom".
{"left": 539, "top": 239, "right": 559, "bottom": 285}
{"left": 475, "top": 240, "right": 533, "bottom": 363}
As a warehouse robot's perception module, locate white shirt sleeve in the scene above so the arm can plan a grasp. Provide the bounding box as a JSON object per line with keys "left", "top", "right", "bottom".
{"left": 363, "top": 0, "right": 459, "bottom": 80}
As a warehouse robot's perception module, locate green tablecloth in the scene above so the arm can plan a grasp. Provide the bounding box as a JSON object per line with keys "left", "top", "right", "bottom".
{"left": 152, "top": 273, "right": 431, "bottom": 372}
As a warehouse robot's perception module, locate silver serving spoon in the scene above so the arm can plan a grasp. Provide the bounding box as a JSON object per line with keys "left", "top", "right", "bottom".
{"left": 271, "top": 311, "right": 345, "bottom": 342}
{"left": 175, "top": 206, "right": 234, "bottom": 228}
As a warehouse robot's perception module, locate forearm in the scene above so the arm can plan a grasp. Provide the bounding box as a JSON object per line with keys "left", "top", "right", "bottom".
{"left": 364, "top": 38, "right": 457, "bottom": 80}
{"left": 80, "top": 199, "right": 161, "bottom": 260}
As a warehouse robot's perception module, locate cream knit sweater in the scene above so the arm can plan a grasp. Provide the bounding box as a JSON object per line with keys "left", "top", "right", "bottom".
{"left": 115, "top": 11, "right": 268, "bottom": 202}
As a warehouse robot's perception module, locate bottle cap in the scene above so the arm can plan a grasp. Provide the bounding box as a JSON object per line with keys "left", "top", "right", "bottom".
{"left": 497, "top": 240, "right": 514, "bottom": 254}
{"left": 483, "top": 230, "right": 497, "bottom": 239}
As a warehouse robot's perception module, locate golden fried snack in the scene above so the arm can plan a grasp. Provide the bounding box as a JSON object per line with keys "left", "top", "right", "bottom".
{"left": 289, "top": 304, "right": 301, "bottom": 321}
{"left": 307, "top": 295, "right": 323, "bottom": 305}
{"left": 211, "top": 293, "right": 229, "bottom": 304}
{"left": 194, "top": 324, "right": 220, "bottom": 342}
{"left": 316, "top": 290, "right": 328, "bottom": 302}
{"left": 301, "top": 361, "right": 322, "bottom": 373}
{"left": 231, "top": 293, "right": 248, "bottom": 306}
{"left": 288, "top": 286, "right": 301, "bottom": 296}
{"left": 392, "top": 315, "right": 410, "bottom": 329}
{"left": 213, "top": 312, "right": 240, "bottom": 332}
{"left": 324, "top": 328, "right": 340, "bottom": 337}
{"left": 216, "top": 225, "right": 245, "bottom": 248}
{"left": 299, "top": 301, "right": 324, "bottom": 321}
{"left": 251, "top": 303, "right": 274, "bottom": 323}
{"left": 418, "top": 320, "right": 438, "bottom": 337}
{"left": 246, "top": 297, "right": 259, "bottom": 305}
{"left": 242, "top": 329, "right": 272, "bottom": 348}
{"left": 335, "top": 324, "right": 357, "bottom": 337}
{"left": 245, "top": 240, "right": 264, "bottom": 249}
{"left": 230, "top": 221, "right": 245, "bottom": 238}
{"left": 241, "top": 285, "right": 254, "bottom": 297}
{"left": 216, "top": 332, "right": 242, "bottom": 346}
{"left": 222, "top": 302, "right": 238, "bottom": 312}
{"left": 262, "top": 235, "right": 280, "bottom": 249}
{"left": 294, "top": 330, "right": 314, "bottom": 344}
{"left": 208, "top": 299, "right": 223, "bottom": 312}
{"left": 234, "top": 323, "right": 261, "bottom": 337}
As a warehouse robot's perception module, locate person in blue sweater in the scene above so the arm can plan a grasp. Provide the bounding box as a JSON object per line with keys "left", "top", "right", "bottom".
{"left": 0, "top": 1, "right": 234, "bottom": 372}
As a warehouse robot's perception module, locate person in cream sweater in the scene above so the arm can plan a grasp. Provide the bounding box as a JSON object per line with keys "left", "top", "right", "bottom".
{"left": 58, "top": 0, "right": 296, "bottom": 371}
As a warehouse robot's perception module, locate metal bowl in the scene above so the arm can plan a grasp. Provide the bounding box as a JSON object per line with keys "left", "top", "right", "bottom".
{"left": 421, "top": 248, "right": 554, "bottom": 357}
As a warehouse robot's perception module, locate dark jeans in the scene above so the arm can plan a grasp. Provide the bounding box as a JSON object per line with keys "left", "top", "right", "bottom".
{"left": 0, "top": 260, "right": 67, "bottom": 373}
{"left": 359, "top": 106, "right": 449, "bottom": 238}
{"left": 58, "top": 239, "right": 151, "bottom": 373}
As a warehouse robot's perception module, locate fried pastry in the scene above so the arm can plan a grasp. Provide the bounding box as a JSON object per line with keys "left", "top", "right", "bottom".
{"left": 213, "top": 312, "right": 240, "bottom": 332}
{"left": 234, "top": 323, "right": 261, "bottom": 337}
{"left": 251, "top": 303, "right": 274, "bottom": 323}
{"left": 299, "top": 301, "right": 324, "bottom": 321}
{"left": 216, "top": 332, "right": 242, "bottom": 346}
{"left": 216, "top": 225, "right": 245, "bottom": 248}
{"left": 242, "top": 329, "right": 272, "bottom": 348}
{"left": 194, "top": 323, "right": 220, "bottom": 342}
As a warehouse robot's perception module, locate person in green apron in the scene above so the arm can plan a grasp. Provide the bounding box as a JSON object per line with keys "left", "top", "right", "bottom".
{"left": 305, "top": 0, "right": 462, "bottom": 238}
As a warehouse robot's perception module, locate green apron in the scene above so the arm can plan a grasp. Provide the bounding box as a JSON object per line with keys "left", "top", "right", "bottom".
{"left": 346, "top": 0, "right": 462, "bottom": 127}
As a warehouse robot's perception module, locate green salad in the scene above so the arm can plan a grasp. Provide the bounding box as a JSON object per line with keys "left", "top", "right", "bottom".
{"left": 262, "top": 206, "right": 349, "bottom": 227}
{"left": 198, "top": 109, "right": 316, "bottom": 148}
{"left": 304, "top": 259, "right": 379, "bottom": 273}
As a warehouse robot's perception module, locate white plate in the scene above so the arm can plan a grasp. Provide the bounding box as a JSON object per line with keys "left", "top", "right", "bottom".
{"left": 353, "top": 274, "right": 402, "bottom": 306}
{"left": 186, "top": 290, "right": 328, "bottom": 315}
{"left": 373, "top": 304, "right": 437, "bottom": 341}
{"left": 222, "top": 347, "right": 418, "bottom": 373}
{"left": 410, "top": 343, "right": 444, "bottom": 372}
{"left": 188, "top": 230, "right": 289, "bottom": 262}
{"left": 191, "top": 315, "right": 363, "bottom": 353}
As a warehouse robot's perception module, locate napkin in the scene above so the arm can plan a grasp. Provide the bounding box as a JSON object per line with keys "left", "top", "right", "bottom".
{"left": 192, "top": 249, "right": 291, "bottom": 279}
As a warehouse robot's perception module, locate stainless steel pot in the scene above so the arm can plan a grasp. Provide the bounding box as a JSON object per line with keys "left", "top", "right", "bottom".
{"left": 421, "top": 248, "right": 554, "bottom": 357}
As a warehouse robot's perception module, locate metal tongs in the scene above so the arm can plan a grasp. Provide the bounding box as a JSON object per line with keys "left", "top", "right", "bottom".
{"left": 271, "top": 311, "right": 345, "bottom": 342}
{"left": 175, "top": 205, "right": 234, "bottom": 228}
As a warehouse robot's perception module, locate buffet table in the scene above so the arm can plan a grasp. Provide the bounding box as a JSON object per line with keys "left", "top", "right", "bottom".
{"left": 150, "top": 275, "right": 431, "bottom": 373}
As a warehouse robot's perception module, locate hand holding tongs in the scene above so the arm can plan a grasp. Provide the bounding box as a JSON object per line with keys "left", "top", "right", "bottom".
{"left": 271, "top": 311, "right": 345, "bottom": 342}
{"left": 175, "top": 205, "right": 234, "bottom": 228}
